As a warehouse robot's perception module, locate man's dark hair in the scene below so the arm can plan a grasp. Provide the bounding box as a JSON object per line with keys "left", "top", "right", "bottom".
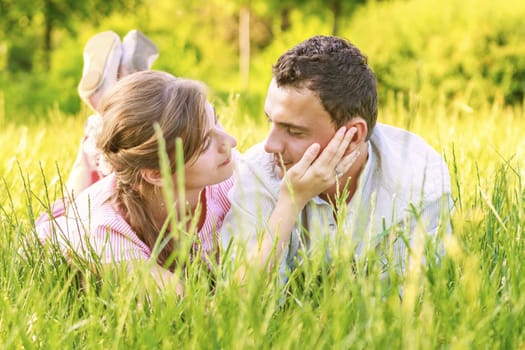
{"left": 272, "top": 35, "right": 378, "bottom": 139}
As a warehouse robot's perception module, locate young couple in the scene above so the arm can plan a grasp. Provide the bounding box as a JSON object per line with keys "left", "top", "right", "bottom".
{"left": 36, "top": 31, "right": 453, "bottom": 291}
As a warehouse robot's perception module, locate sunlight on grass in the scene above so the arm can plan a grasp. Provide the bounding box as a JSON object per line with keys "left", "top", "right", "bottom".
{"left": 2, "top": 0, "right": 525, "bottom": 344}
{"left": 1, "top": 94, "right": 524, "bottom": 348}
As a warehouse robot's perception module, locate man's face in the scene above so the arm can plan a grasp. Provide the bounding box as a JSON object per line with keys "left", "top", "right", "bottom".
{"left": 264, "top": 78, "right": 338, "bottom": 178}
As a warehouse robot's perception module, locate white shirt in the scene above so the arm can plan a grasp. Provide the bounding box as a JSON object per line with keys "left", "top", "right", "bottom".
{"left": 222, "top": 123, "right": 453, "bottom": 274}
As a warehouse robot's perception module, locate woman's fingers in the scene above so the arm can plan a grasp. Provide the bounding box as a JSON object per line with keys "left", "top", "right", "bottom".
{"left": 285, "top": 126, "right": 358, "bottom": 191}
{"left": 314, "top": 126, "right": 357, "bottom": 169}
{"left": 313, "top": 127, "right": 346, "bottom": 165}
{"left": 289, "top": 143, "right": 321, "bottom": 176}
{"left": 335, "top": 148, "right": 360, "bottom": 175}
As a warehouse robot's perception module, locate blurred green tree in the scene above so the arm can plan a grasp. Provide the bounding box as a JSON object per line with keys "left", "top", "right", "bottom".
{"left": 0, "top": 0, "right": 142, "bottom": 72}
{"left": 265, "top": 0, "right": 372, "bottom": 36}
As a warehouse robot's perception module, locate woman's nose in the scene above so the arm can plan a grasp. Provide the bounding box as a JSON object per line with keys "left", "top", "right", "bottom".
{"left": 219, "top": 129, "right": 237, "bottom": 151}
{"left": 225, "top": 133, "right": 237, "bottom": 149}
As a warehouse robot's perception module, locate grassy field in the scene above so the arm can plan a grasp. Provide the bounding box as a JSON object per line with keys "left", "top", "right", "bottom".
{"left": 1, "top": 92, "right": 524, "bottom": 348}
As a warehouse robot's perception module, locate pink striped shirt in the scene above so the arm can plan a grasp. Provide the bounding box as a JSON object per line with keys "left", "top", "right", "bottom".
{"left": 35, "top": 173, "right": 233, "bottom": 265}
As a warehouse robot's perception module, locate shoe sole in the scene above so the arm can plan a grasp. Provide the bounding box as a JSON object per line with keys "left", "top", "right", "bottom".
{"left": 78, "top": 32, "right": 121, "bottom": 98}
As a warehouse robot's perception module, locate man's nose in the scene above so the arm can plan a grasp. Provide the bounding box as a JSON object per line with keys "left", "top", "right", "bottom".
{"left": 264, "top": 126, "right": 283, "bottom": 154}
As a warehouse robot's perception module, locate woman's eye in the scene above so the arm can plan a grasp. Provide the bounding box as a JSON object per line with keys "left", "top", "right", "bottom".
{"left": 201, "top": 137, "right": 211, "bottom": 152}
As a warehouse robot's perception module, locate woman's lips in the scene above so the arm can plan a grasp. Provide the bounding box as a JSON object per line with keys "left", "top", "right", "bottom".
{"left": 219, "top": 157, "right": 231, "bottom": 167}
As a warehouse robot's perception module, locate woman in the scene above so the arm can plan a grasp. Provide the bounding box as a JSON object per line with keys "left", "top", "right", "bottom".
{"left": 37, "top": 71, "right": 234, "bottom": 287}
{"left": 36, "top": 70, "right": 358, "bottom": 292}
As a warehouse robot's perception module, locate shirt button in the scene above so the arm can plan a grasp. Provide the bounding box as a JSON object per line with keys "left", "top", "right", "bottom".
{"left": 329, "top": 223, "right": 336, "bottom": 231}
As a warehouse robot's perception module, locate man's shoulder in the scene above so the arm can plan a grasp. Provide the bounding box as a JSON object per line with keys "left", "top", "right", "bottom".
{"left": 230, "top": 143, "right": 280, "bottom": 198}
{"left": 372, "top": 123, "right": 439, "bottom": 150}
{"left": 235, "top": 142, "right": 280, "bottom": 186}
{"left": 241, "top": 142, "right": 272, "bottom": 165}
{"left": 370, "top": 123, "right": 451, "bottom": 203}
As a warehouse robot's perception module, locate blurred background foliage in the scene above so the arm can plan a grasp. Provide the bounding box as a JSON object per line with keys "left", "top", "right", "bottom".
{"left": 0, "top": 0, "right": 524, "bottom": 124}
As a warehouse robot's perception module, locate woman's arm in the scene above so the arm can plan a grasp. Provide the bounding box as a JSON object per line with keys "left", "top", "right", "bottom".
{"left": 241, "top": 126, "right": 359, "bottom": 276}
{"left": 148, "top": 264, "right": 184, "bottom": 297}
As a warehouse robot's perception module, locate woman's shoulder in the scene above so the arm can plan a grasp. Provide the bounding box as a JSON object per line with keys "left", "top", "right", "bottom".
{"left": 202, "top": 174, "right": 234, "bottom": 222}
{"left": 75, "top": 173, "right": 117, "bottom": 205}
{"left": 37, "top": 189, "right": 150, "bottom": 264}
{"left": 207, "top": 174, "right": 234, "bottom": 193}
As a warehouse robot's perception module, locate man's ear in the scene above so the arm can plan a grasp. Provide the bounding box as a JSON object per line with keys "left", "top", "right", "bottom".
{"left": 344, "top": 117, "right": 368, "bottom": 150}
{"left": 140, "top": 168, "right": 164, "bottom": 187}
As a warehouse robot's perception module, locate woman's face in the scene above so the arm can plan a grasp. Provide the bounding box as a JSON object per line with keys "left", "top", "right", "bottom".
{"left": 182, "top": 102, "right": 237, "bottom": 190}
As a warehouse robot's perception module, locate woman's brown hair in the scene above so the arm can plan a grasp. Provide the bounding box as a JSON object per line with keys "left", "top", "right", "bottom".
{"left": 97, "top": 70, "right": 208, "bottom": 269}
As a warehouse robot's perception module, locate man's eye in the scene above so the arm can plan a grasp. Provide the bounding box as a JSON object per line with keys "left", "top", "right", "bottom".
{"left": 287, "top": 128, "right": 303, "bottom": 136}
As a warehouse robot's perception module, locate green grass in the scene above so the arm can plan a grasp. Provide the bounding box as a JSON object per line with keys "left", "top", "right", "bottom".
{"left": 2, "top": 0, "right": 525, "bottom": 346}
{"left": 1, "top": 94, "right": 525, "bottom": 349}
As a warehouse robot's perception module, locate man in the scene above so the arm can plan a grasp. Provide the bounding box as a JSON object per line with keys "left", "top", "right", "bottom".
{"left": 222, "top": 35, "right": 452, "bottom": 275}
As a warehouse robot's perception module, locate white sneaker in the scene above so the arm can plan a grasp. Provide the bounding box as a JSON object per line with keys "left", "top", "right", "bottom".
{"left": 119, "top": 29, "right": 158, "bottom": 77}
{"left": 78, "top": 31, "right": 122, "bottom": 113}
